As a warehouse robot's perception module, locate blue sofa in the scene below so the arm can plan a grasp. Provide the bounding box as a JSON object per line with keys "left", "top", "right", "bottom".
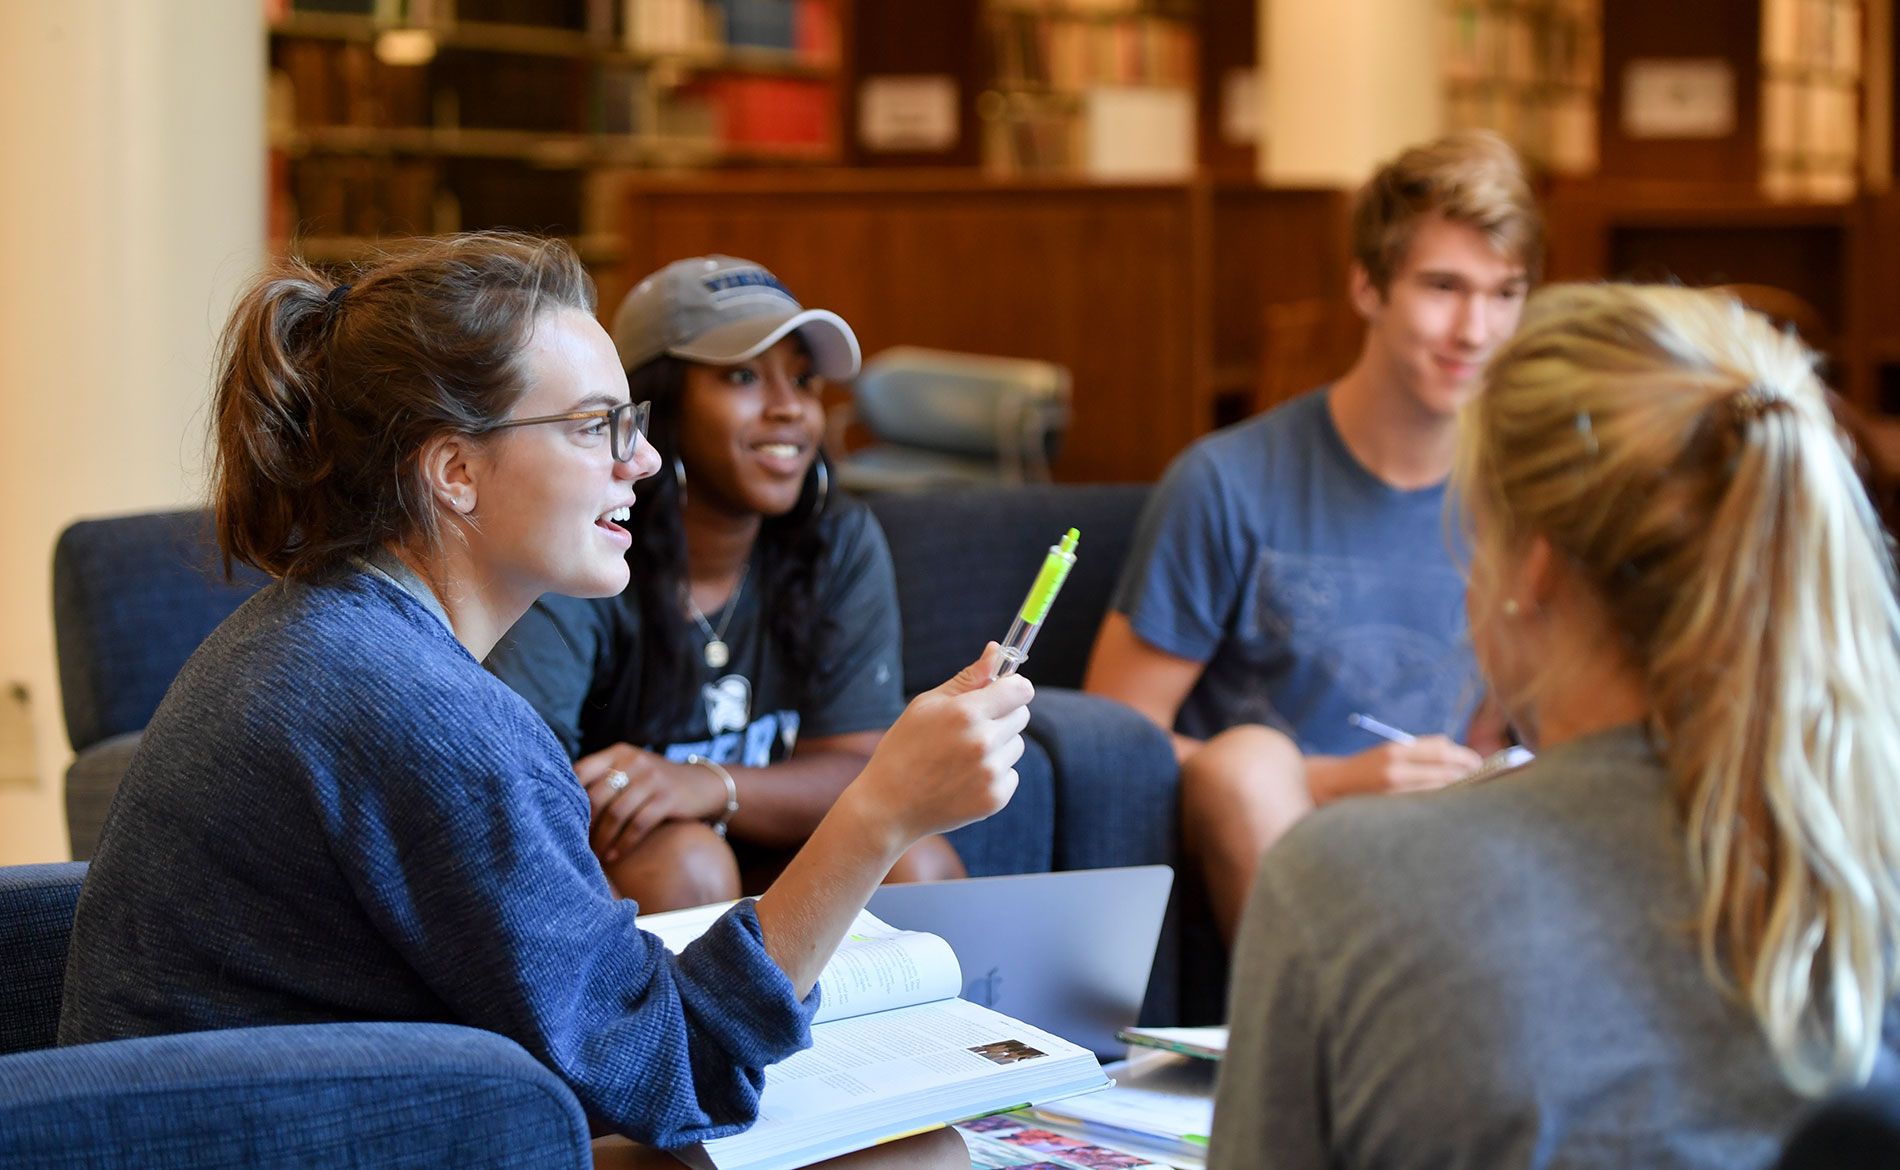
{"left": 0, "top": 862, "right": 591, "bottom": 1169}
{"left": 52, "top": 491, "right": 1175, "bottom": 871}
{"left": 53, "top": 487, "right": 1193, "bottom": 1018}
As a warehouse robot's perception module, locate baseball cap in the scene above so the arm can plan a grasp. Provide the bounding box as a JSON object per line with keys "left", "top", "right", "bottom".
{"left": 610, "top": 255, "right": 861, "bottom": 381}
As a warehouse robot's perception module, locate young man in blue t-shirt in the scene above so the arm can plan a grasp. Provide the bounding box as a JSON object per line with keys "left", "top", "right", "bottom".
{"left": 1085, "top": 131, "right": 1544, "bottom": 940}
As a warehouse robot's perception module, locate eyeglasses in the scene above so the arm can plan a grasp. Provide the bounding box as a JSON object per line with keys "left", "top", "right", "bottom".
{"left": 488, "top": 400, "right": 650, "bottom": 463}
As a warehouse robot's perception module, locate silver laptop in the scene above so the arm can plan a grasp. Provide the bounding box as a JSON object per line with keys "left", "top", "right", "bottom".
{"left": 866, "top": 865, "right": 1173, "bottom": 1059}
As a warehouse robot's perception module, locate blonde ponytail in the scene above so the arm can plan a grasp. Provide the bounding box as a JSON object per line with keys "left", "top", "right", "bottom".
{"left": 1457, "top": 282, "right": 1900, "bottom": 1094}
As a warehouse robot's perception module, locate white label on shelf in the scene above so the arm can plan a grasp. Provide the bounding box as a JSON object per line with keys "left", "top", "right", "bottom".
{"left": 1621, "top": 58, "right": 1736, "bottom": 139}
{"left": 1085, "top": 85, "right": 1195, "bottom": 180}
{"left": 858, "top": 75, "right": 961, "bottom": 152}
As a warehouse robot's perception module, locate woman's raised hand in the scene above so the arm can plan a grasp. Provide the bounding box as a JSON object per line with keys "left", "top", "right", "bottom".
{"left": 753, "top": 644, "right": 1030, "bottom": 994}
{"left": 845, "top": 643, "right": 1032, "bottom": 849}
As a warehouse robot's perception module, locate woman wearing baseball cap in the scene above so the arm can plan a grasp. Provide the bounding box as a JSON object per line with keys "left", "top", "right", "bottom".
{"left": 488, "top": 256, "right": 965, "bottom": 908}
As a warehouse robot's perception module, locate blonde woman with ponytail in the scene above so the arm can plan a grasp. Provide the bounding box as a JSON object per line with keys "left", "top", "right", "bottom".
{"left": 1210, "top": 282, "right": 1900, "bottom": 1170}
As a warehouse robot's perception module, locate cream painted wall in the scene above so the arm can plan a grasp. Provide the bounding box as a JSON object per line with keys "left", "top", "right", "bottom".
{"left": 1259, "top": 0, "right": 1443, "bottom": 187}
{"left": 0, "top": 2, "right": 263, "bottom": 863}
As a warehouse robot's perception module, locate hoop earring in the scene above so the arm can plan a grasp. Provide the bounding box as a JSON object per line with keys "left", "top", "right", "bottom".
{"left": 672, "top": 456, "right": 687, "bottom": 508}
{"left": 808, "top": 458, "right": 829, "bottom": 519}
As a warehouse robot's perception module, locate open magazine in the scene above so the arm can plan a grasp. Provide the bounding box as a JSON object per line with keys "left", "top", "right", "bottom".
{"left": 639, "top": 900, "right": 1111, "bottom": 1170}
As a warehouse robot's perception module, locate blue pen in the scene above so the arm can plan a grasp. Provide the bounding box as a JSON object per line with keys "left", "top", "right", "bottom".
{"left": 1348, "top": 712, "right": 1416, "bottom": 744}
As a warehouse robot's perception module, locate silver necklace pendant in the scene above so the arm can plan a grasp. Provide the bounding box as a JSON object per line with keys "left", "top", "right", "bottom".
{"left": 686, "top": 561, "right": 747, "bottom": 675}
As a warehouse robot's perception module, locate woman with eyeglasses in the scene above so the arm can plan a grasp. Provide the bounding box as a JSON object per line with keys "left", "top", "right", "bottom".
{"left": 1210, "top": 283, "right": 1900, "bottom": 1169}
{"left": 487, "top": 255, "right": 963, "bottom": 910}
{"left": 58, "top": 234, "right": 1024, "bottom": 1162}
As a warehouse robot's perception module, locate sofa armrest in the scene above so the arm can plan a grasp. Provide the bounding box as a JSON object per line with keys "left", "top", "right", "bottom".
{"left": 1024, "top": 688, "right": 1187, "bottom": 1025}
{"left": 943, "top": 735, "right": 1055, "bottom": 877}
{"left": 1026, "top": 688, "right": 1178, "bottom": 872}
{"left": 0, "top": 1021, "right": 590, "bottom": 1170}
{"left": 0, "top": 863, "right": 86, "bottom": 1057}
{"left": 65, "top": 734, "right": 141, "bottom": 862}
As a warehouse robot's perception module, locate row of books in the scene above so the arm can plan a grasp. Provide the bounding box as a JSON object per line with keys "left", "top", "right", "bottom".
{"left": 1441, "top": 0, "right": 1599, "bottom": 89}
{"left": 1762, "top": 76, "right": 1859, "bottom": 203}
{"left": 274, "top": 36, "right": 832, "bottom": 146}
{"left": 280, "top": 154, "right": 445, "bottom": 240}
{"left": 271, "top": 0, "right": 838, "bottom": 63}
{"left": 982, "top": 85, "right": 1193, "bottom": 177}
{"left": 601, "top": 72, "right": 834, "bottom": 147}
{"left": 989, "top": 11, "right": 1196, "bottom": 91}
{"left": 990, "top": 0, "right": 1195, "bottom": 14}
{"left": 275, "top": 39, "right": 593, "bottom": 134}
{"left": 1762, "top": 0, "right": 1861, "bottom": 76}
{"left": 1437, "top": 0, "right": 1600, "bottom": 178}
{"left": 1760, "top": 0, "right": 1861, "bottom": 202}
{"left": 1764, "top": 76, "right": 1859, "bottom": 159}
{"left": 274, "top": 38, "right": 432, "bottom": 129}
{"left": 984, "top": 105, "right": 1086, "bottom": 174}
{"left": 624, "top": 0, "right": 837, "bottom": 57}
{"left": 1446, "top": 87, "right": 1596, "bottom": 175}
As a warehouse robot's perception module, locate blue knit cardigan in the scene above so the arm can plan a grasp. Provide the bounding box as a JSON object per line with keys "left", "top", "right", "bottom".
{"left": 58, "top": 567, "right": 818, "bottom": 1147}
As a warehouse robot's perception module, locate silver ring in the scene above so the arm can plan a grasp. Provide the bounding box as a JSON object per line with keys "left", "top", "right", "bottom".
{"left": 605, "top": 769, "right": 629, "bottom": 791}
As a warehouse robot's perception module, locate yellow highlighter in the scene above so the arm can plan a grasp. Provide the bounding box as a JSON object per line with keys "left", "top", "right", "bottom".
{"left": 994, "top": 528, "right": 1079, "bottom": 679}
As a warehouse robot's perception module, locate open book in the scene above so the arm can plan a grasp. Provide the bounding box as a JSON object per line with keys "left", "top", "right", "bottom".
{"left": 639, "top": 901, "right": 1111, "bottom": 1170}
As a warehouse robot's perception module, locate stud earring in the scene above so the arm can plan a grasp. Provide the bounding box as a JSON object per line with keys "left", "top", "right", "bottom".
{"left": 1502, "top": 599, "right": 1521, "bottom": 617}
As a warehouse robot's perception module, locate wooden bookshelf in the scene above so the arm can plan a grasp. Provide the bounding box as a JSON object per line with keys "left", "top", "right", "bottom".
{"left": 1760, "top": 0, "right": 1863, "bottom": 201}
{"left": 267, "top": 0, "right": 846, "bottom": 265}
{"left": 977, "top": 0, "right": 1199, "bottom": 176}
{"left": 1441, "top": 0, "right": 1602, "bottom": 176}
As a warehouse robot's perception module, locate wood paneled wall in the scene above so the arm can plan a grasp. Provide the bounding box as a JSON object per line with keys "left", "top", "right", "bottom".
{"left": 611, "top": 172, "right": 1350, "bottom": 482}
{"left": 1543, "top": 180, "right": 1864, "bottom": 404}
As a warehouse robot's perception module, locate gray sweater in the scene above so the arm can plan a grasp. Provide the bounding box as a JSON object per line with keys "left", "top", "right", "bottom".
{"left": 1211, "top": 724, "right": 1898, "bottom": 1170}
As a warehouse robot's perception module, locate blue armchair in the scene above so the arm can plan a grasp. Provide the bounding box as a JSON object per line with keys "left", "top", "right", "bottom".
{"left": 0, "top": 862, "right": 590, "bottom": 1170}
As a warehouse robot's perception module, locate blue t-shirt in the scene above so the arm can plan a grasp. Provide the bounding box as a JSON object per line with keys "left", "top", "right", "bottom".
{"left": 486, "top": 495, "right": 904, "bottom": 768}
{"left": 1110, "top": 388, "right": 1479, "bottom": 755}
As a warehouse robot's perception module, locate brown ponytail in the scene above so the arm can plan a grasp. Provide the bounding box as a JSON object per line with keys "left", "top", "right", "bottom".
{"left": 210, "top": 232, "right": 594, "bottom": 580}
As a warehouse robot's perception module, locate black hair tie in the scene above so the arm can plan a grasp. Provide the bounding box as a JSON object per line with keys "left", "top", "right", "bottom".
{"left": 326, "top": 283, "right": 353, "bottom": 305}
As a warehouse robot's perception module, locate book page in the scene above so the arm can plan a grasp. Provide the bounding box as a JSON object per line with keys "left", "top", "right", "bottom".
{"left": 805, "top": 910, "right": 961, "bottom": 1024}
{"left": 753, "top": 998, "right": 1092, "bottom": 1123}
{"left": 693, "top": 997, "right": 1110, "bottom": 1170}
{"left": 635, "top": 901, "right": 961, "bottom": 1023}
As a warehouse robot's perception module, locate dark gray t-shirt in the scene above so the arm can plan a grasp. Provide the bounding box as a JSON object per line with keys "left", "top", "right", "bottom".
{"left": 486, "top": 495, "right": 904, "bottom": 767}
{"left": 1212, "top": 724, "right": 1900, "bottom": 1170}
{"left": 1110, "top": 388, "right": 1478, "bottom": 753}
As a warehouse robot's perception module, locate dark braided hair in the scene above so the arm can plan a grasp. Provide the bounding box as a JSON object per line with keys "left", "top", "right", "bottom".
{"left": 624, "top": 354, "right": 830, "bottom": 743}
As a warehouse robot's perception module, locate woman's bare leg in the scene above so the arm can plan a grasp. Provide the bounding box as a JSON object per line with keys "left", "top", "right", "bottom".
{"left": 601, "top": 821, "right": 743, "bottom": 911}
